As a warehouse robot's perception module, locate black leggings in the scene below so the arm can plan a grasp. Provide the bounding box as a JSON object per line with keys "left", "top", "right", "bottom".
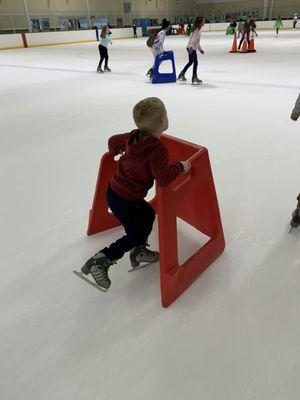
{"left": 98, "top": 44, "right": 108, "bottom": 69}
{"left": 101, "top": 185, "right": 155, "bottom": 261}
{"left": 182, "top": 49, "right": 198, "bottom": 76}
{"left": 238, "top": 31, "right": 250, "bottom": 49}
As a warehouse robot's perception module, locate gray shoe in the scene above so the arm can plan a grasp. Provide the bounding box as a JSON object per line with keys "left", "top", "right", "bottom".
{"left": 97, "top": 67, "right": 104, "bottom": 73}
{"left": 146, "top": 68, "right": 154, "bottom": 79}
{"left": 178, "top": 71, "right": 186, "bottom": 81}
{"left": 130, "top": 245, "right": 159, "bottom": 268}
{"left": 81, "top": 251, "right": 114, "bottom": 290}
{"left": 291, "top": 209, "right": 300, "bottom": 228}
{"left": 192, "top": 74, "right": 202, "bottom": 84}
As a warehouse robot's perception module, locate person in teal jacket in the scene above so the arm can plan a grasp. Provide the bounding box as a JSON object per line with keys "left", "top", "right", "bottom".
{"left": 274, "top": 16, "right": 283, "bottom": 36}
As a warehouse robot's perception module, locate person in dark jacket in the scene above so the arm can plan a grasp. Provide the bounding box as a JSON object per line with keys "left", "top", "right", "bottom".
{"left": 81, "top": 98, "right": 191, "bottom": 290}
{"left": 250, "top": 16, "right": 258, "bottom": 36}
{"left": 133, "top": 24, "right": 137, "bottom": 38}
{"left": 238, "top": 16, "right": 251, "bottom": 50}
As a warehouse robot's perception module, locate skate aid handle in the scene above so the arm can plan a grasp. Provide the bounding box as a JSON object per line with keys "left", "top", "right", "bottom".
{"left": 174, "top": 156, "right": 195, "bottom": 193}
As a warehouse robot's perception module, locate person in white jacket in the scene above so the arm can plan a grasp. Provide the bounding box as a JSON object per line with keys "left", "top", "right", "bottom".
{"left": 290, "top": 94, "right": 300, "bottom": 229}
{"left": 293, "top": 13, "right": 298, "bottom": 30}
{"left": 146, "top": 18, "right": 171, "bottom": 79}
{"left": 177, "top": 16, "right": 205, "bottom": 84}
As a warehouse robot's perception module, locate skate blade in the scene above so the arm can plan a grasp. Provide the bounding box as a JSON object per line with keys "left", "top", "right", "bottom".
{"left": 73, "top": 271, "right": 108, "bottom": 292}
{"left": 128, "top": 261, "right": 157, "bottom": 273}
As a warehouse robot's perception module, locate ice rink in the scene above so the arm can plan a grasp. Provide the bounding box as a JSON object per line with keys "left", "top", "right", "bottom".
{"left": 1, "top": 30, "right": 300, "bottom": 399}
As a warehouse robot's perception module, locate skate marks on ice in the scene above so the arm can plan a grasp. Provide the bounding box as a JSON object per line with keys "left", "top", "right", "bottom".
{"left": 73, "top": 270, "right": 108, "bottom": 292}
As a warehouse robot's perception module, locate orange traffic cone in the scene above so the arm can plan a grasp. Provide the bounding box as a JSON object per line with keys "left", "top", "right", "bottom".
{"left": 248, "top": 35, "right": 256, "bottom": 52}
{"left": 229, "top": 34, "right": 238, "bottom": 53}
{"left": 241, "top": 38, "right": 248, "bottom": 53}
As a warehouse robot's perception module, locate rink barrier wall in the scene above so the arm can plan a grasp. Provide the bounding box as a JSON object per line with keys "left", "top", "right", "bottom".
{"left": 0, "top": 27, "right": 142, "bottom": 50}
{"left": 0, "top": 33, "right": 23, "bottom": 49}
{"left": 147, "top": 19, "right": 298, "bottom": 33}
{"left": 0, "top": 20, "right": 298, "bottom": 50}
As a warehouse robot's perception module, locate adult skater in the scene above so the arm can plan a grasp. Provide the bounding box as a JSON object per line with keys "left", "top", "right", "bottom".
{"left": 293, "top": 13, "right": 298, "bottom": 30}
{"left": 133, "top": 24, "right": 137, "bottom": 38}
{"left": 146, "top": 18, "right": 171, "bottom": 79}
{"left": 238, "top": 16, "right": 251, "bottom": 51}
{"left": 97, "top": 26, "right": 112, "bottom": 73}
{"left": 80, "top": 98, "right": 191, "bottom": 290}
{"left": 274, "top": 16, "right": 283, "bottom": 36}
{"left": 177, "top": 16, "right": 205, "bottom": 85}
{"left": 290, "top": 93, "right": 300, "bottom": 229}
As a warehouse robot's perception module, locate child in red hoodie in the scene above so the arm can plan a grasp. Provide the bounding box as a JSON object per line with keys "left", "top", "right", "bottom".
{"left": 82, "top": 97, "right": 191, "bottom": 290}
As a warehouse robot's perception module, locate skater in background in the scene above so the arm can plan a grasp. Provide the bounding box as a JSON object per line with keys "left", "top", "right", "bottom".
{"left": 237, "top": 18, "right": 244, "bottom": 38}
{"left": 146, "top": 18, "right": 171, "bottom": 79}
{"left": 97, "top": 26, "right": 112, "bottom": 73}
{"left": 178, "top": 16, "right": 205, "bottom": 85}
{"left": 289, "top": 93, "right": 300, "bottom": 230}
{"left": 133, "top": 24, "right": 137, "bottom": 38}
{"left": 226, "top": 19, "right": 237, "bottom": 35}
{"left": 274, "top": 16, "right": 283, "bottom": 36}
{"left": 81, "top": 98, "right": 191, "bottom": 290}
{"left": 238, "top": 16, "right": 251, "bottom": 51}
{"left": 293, "top": 13, "right": 298, "bottom": 30}
{"left": 186, "top": 21, "right": 192, "bottom": 36}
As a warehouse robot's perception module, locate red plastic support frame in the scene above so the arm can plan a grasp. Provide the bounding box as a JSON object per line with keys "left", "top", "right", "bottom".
{"left": 87, "top": 134, "right": 225, "bottom": 307}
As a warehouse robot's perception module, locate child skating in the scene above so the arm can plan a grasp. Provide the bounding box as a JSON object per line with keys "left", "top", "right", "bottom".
{"left": 274, "top": 16, "right": 283, "bottom": 36}
{"left": 293, "top": 13, "right": 298, "bottom": 30}
{"left": 290, "top": 93, "right": 300, "bottom": 231}
{"left": 178, "top": 16, "right": 205, "bottom": 85}
{"left": 80, "top": 98, "right": 191, "bottom": 290}
{"left": 97, "top": 26, "right": 112, "bottom": 73}
{"left": 147, "top": 18, "right": 171, "bottom": 79}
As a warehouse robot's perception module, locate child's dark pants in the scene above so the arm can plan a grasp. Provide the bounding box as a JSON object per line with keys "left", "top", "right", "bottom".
{"left": 98, "top": 44, "right": 108, "bottom": 69}
{"left": 238, "top": 31, "right": 250, "bottom": 49}
{"left": 182, "top": 49, "right": 198, "bottom": 76}
{"left": 101, "top": 185, "right": 155, "bottom": 261}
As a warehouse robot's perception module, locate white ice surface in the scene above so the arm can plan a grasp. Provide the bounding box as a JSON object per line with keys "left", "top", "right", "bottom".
{"left": 0, "top": 30, "right": 300, "bottom": 400}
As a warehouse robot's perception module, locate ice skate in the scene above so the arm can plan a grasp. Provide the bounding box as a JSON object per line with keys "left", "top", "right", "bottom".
{"left": 146, "top": 68, "right": 154, "bottom": 79}
{"left": 178, "top": 71, "right": 187, "bottom": 81}
{"left": 192, "top": 74, "right": 202, "bottom": 85}
{"left": 289, "top": 209, "right": 300, "bottom": 232}
{"left": 128, "top": 244, "right": 159, "bottom": 272}
{"left": 104, "top": 66, "right": 111, "bottom": 72}
{"left": 74, "top": 251, "right": 115, "bottom": 291}
{"left": 97, "top": 67, "right": 104, "bottom": 73}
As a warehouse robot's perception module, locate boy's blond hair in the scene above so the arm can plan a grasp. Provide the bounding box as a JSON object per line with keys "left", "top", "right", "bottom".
{"left": 133, "top": 97, "right": 166, "bottom": 135}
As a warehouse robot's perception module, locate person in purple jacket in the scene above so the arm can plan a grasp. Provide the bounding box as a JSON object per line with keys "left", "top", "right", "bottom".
{"left": 81, "top": 97, "right": 191, "bottom": 290}
{"left": 177, "top": 16, "right": 205, "bottom": 84}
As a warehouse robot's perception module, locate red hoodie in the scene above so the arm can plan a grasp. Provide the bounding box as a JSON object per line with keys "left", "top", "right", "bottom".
{"left": 108, "top": 130, "right": 183, "bottom": 201}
